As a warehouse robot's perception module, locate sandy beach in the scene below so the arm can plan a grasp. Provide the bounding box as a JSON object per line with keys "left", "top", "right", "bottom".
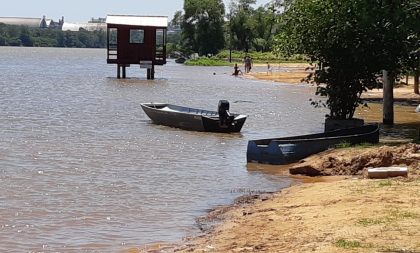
{"left": 168, "top": 144, "right": 419, "bottom": 253}
{"left": 133, "top": 144, "right": 420, "bottom": 253}
{"left": 246, "top": 63, "right": 420, "bottom": 103}
{"left": 176, "top": 177, "right": 419, "bottom": 253}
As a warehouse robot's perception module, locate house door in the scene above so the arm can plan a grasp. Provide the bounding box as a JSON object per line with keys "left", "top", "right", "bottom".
{"left": 155, "top": 29, "right": 166, "bottom": 62}
{"left": 107, "top": 28, "right": 118, "bottom": 60}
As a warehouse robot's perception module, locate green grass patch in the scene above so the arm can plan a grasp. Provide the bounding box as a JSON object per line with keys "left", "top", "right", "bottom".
{"left": 378, "top": 180, "right": 393, "bottom": 187}
{"left": 184, "top": 51, "right": 310, "bottom": 66}
{"left": 357, "top": 209, "right": 418, "bottom": 227}
{"left": 335, "top": 142, "right": 376, "bottom": 149}
{"left": 215, "top": 50, "right": 308, "bottom": 63}
{"left": 354, "top": 142, "right": 375, "bottom": 148}
{"left": 335, "top": 239, "right": 361, "bottom": 249}
{"left": 379, "top": 247, "right": 418, "bottom": 253}
{"left": 335, "top": 141, "right": 352, "bottom": 149}
{"left": 388, "top": 209, "right": 418, "bottom": 220}
{"left": 357, "top": 218, "right": 385, "bottom": 226}
{"left": 184, "top": 57, "right": 231, "bottom": 66}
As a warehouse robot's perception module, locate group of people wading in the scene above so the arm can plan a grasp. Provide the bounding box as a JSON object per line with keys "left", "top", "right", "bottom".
{"left": 232, "top": 55, "right": 253, "bottom": 76}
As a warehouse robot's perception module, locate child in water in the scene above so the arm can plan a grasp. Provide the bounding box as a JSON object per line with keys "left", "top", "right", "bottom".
{"left": 232, "top": 64, "right": 243, "bottom": 76}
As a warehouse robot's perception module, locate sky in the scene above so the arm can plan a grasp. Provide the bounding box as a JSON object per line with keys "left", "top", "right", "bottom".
{"left": 0, "top": 0, "right": 272, "bottom": 22}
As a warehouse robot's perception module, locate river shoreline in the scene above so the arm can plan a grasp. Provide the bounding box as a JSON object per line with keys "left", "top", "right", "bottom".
{"left": 244, "top": 63, "right": 420, "bottom": 104}
{"left": 136, "top": 144, "right": 419, "bottom": 253}
{"left": 171, "top": 144, "right": 419, "bottom": 253}
{"left": 174, "top": 177, "right": 419, "bottom": 253}
{"left": 133, "top": 65, "right": 420, "bottom": 253}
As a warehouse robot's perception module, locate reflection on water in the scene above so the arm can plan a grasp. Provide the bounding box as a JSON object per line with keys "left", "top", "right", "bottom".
{"left": 0, "top": 47, "right": 328, "bottom": 252}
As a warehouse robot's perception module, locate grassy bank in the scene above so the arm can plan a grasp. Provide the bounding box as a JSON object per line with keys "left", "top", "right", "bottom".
{"left": 215, "top": 50, "right": 308, "bottom": 63}
{"left": 184, "top": 57, "right": 231, "bottom": 66}
{"left": 184, "top": 51, "right": 308, "bottom": 66}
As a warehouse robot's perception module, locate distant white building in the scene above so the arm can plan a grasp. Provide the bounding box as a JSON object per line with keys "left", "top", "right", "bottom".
{"left": 61, "top": 17, "right": 106, "bottom": 31}
{"left": 61, "top": 22, "right": 106, "bottom": 32}
{"left": 0, "top": 17, "right": 42, "bottom": 27}
{"left": 0, "top": 16, "right": 64, "bottom": 29}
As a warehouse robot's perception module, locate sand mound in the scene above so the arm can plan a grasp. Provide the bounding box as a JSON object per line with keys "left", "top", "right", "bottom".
{"left": 290, "top": 144, "right": 420, "bottom": 176}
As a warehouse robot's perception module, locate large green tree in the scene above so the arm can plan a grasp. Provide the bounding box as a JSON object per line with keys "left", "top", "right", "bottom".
{"left": 229, "top": 0, "right": 281, "bottom": 52}
{"left": 252, "top": 4, "right": 278, "bottom": 51}
{"left": 229, "top": 0, "right": 256, "bottom": 52}
{"left": 170, "top": 10, "right": 184, "bottom": 28}
{"left": 182, "top": 0, "right": 225, "bottom": 55}
{"left": 275, "top": 0, "right": 418, "bottom": 120}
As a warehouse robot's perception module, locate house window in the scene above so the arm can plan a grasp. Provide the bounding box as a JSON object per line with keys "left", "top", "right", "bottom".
{"left": 108, "top": 28, "right": 118, "bottom": 45}
{"left": 130, "top": 29, "right": 144, "bottom": 44}
{"left": 155, "top": 29, "right": 166, "bottom": 61}
{"left": 108, "top": 28, "right": 118, "bottom": 60}
{"left": 156, "top": 29, "right": 165, "bottom": 47}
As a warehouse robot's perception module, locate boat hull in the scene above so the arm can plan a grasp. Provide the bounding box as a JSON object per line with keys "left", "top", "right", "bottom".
{"left": 201, "top": 115, "right": 247, "bottom": 133}
{"left": 141, "top": 103, "right": 247, "bottom": 133}
{"left": 247, "top": 124, "right": 380, "bottom": 165}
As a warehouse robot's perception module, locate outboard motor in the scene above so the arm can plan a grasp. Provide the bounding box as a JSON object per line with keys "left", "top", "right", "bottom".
{"left": 218, "top": 100, "right": 234, "bottom": 127}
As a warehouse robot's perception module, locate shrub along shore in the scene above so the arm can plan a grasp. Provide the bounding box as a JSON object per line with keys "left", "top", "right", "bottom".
{"left": 184, "top": 51, "right": 307, "bottom": 66}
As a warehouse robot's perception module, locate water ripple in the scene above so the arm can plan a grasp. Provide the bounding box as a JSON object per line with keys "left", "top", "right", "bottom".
{"left": 0, "top": 47, "right": 327, "bottom": 252}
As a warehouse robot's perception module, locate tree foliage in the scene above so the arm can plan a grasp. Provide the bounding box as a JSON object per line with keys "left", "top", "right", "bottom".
{"left": 172, "top": 0, "right": 281, "bottom": 54}
{"left": 170, "top": 10, "right": 184, "bottom": 28}
{"left": 228, "top": 0, "right": 280, "bottom": 52}
{"left": 0, "top": 23, "right": 106, "bottom": 48}
{"left": 182, "top": 0, "right": 225, "bottom": 55}
{"left": 275, "top": 0, "right": 419, "bottom": 119}
{"left": 229, "top": 0, "right": 255, "bottom": 52}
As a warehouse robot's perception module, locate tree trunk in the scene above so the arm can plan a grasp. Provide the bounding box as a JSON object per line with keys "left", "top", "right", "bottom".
{"left": 414, "top": 70, "right": 419, "bottom": 95}
{"left": 383, "top": 70, "right": 394, "bottom": 125}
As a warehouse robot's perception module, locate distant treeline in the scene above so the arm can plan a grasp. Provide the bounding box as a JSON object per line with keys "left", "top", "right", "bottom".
{"left": 0, "top": 23, "right": 106, "bottom": 48}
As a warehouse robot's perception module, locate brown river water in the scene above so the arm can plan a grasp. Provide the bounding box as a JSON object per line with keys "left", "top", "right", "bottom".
{"left": 1, "top": 47, "right": 417, "bottom": 252}
{"left": 0, "top": 47, "right": 329, "bottom": 252}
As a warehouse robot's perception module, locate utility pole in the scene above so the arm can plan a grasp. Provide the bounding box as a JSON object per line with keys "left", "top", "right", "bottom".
{"left": 383, "top": 70, "right": 394, "bottom": 125}
{"left": 229, "top": 10, "right": 232, "bottom": 63}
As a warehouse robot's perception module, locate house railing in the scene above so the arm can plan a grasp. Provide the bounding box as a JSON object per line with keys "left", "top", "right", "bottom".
{"left": 108, "top": 44, "right": 118, "bottom": 60}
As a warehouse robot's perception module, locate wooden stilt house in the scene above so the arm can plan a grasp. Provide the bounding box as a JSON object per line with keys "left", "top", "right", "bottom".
{"left": 106, "top": 15, "right": 168, "bottom": 79}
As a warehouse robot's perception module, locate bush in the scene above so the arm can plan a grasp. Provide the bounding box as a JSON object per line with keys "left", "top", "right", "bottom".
{"left": 185, "top": 57, "right": 231, "bottom": 66}
{"left": 215, "top": 50, "right": 307, "bottom": 63}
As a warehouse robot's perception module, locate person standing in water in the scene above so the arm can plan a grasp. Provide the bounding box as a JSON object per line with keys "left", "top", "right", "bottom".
{"left": 244, "top": 56, "right": 253, "bottom": 73}
{"left": 248, "top": 56, "right": 253, "bottom": 72}
{"left": 267, "top": 62, "right": 273, "bottom": 75}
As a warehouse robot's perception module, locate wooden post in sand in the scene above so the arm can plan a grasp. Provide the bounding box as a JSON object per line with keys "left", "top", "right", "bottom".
{"left": 383, "top": 70, "right": 394, "bottom": 125}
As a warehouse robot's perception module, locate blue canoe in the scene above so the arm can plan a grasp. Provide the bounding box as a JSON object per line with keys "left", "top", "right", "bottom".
{"left": 247, "top": 124, "right": 380, "bottom": 165}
